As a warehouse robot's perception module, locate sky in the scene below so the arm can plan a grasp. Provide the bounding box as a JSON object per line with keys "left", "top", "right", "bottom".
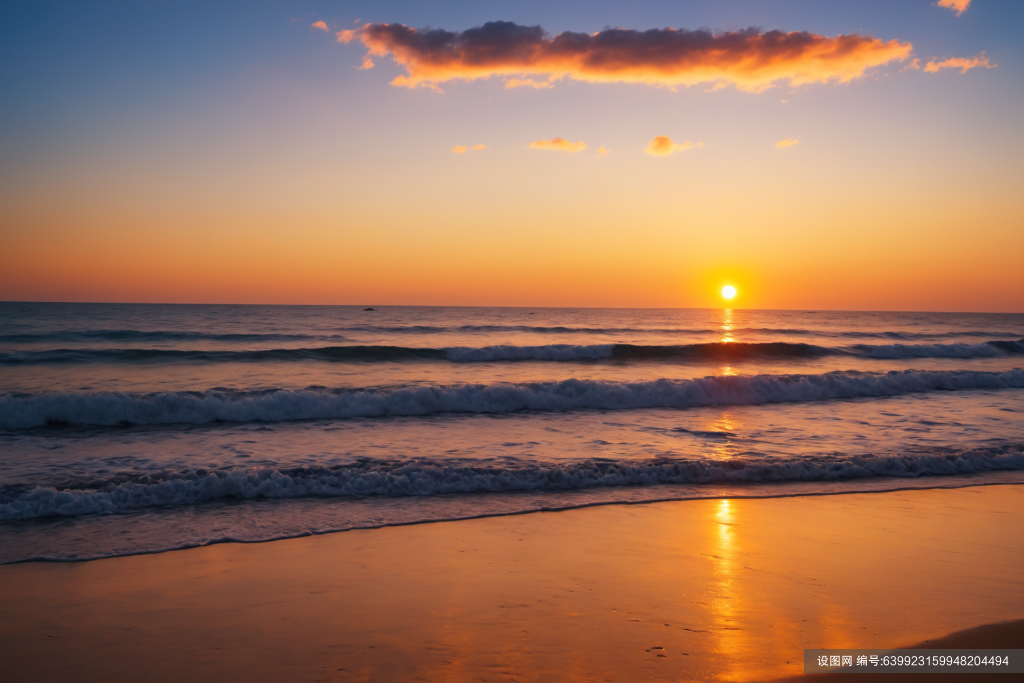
{"left": 1, "top": 0, "right": 1022, "bottom": 311}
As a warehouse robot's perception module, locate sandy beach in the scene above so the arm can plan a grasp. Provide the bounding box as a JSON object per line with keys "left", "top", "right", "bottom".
{"left": 2, "top": 484, "right": 1022, "bottom": 682}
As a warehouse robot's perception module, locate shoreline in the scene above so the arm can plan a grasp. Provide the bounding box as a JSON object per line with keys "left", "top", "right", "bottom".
{"left": 1, "top": 484, "right": 1022, "bottom": 681}
{"left": 6, "top": 470, "right": 1023, "bottom": 565}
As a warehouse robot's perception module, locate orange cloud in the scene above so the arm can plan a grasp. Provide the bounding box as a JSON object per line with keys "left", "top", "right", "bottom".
{"left": 358, "top": 56, "right": 375, "bottom": 70}
{"left": 776, "top": 137, "right": 800, "bottom": 148}
{"left": 311, "top": 21, "right": 329, "bottom": 32}
{"left": 451, "top": 144, "right": 487, "bottom": 154}
{"left": 643, "top": 136, "right": 695, "bottom": 156}
{"left": 924, "top": 52, "right": 995, "bottom": 73}
{"left": 505, "top": 77, "right": 554, "bottom": 89}
{"left": 596, "top": 146, "right": 610, "bottom": 156}
{"left": 936, "top": 0, "right": 971, "bottom": 16}
{"left": 338, "top": 21, "right": 912, "bottom": 93}
{"left": 528, "top": 137, "right": 587, "bottom": 152}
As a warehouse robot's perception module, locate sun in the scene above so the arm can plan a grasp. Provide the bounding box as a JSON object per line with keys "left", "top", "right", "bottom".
{"left": 721, "top": 285, "right": 737, "bottom": 300}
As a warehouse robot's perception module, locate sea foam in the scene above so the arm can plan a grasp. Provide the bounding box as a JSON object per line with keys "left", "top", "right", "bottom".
{"left": 2, "top": 368, "right": 1022, "bottom": 429}
{"left": 3, "top": 446, "right": 1022, "bottom": 520}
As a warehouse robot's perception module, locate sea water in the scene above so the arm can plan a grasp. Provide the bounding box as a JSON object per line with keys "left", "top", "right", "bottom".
{"left": 1, "top": 302, "right": 1022, "bottom": 562}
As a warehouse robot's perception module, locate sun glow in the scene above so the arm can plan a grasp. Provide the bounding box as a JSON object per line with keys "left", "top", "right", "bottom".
{"left": 722, "top": 285, "right": 737, "bottom": 299}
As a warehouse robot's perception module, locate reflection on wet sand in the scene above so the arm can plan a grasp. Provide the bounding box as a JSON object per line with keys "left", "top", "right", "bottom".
{"left": 1, "top": 486, "right": 1022, "bottom": 682}
{"left": 711, "top": 498, "right": 743, "bottom": 680}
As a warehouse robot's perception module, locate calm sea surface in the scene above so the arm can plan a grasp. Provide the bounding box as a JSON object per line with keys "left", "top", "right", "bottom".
{"left": 1, "top": 303, "right": 1022, "bottom": 562}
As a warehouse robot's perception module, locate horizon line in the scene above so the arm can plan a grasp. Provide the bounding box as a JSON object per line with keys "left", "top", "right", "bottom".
{"left": 1, "top": 300, "right": 1020, "bottom": 315}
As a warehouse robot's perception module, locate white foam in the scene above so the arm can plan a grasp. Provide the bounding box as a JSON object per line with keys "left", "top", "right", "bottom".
{"left": 2, "top": 369, "right": 1022, "bottom": 430}
{"left": 851, "top": 341, "right": 1023, "bottom": 359}
{"left": 3, "top": 447, "right": 1022, "bottom": 520}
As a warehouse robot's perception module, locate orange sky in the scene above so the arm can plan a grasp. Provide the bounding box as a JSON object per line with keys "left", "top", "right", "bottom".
{"left": 1, "top": 2, "right": 1021, "bottom": 311}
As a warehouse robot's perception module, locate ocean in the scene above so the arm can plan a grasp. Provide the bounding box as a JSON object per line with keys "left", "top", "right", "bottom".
{"left": 1, "top": 302, "right": 1022, "bottom": 563}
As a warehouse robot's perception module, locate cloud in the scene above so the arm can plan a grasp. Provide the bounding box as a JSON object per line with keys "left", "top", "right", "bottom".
{"left": 596, "top": 146, "right": 610, "bottom": 156}
{"left": 644, "top": 136, "right": 696, "bottom": 156}
{"left": 528, "top": 137, "right": 587, "bottom": 152}
{"left": 311, "top": 21, "right": 328, "bottom": 32}
{"left": 451, "top": 145, "right": 468, "bottom": 154}
{"left": 776, "top": 137, "right": 800, "bottom": 148}
{"left": 338, "top": 21, "right": 913, "bottom": 93}
{"left": 471, "top": 144, "right": 488, "bottom": 150}
{"left": 924, "top": 52, "right": 995, "bottom": 73}
{"left": 936, "top": 0, "right": 971, "bottom": 16}
{"left": 505, "top": 77, "right": 554, "bottom": 89}
{"left": 358, "top": 56, "right": 375, "bottom": 70}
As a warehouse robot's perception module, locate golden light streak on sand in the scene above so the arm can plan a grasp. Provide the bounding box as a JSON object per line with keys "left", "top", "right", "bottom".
{"left": 1, "top": 486, "right": 1022, "bottom": 681}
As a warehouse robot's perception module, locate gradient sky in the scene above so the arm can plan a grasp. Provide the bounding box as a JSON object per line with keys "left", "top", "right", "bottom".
{"left": 2, "top": 0, "right": 1022, "bottom": 311}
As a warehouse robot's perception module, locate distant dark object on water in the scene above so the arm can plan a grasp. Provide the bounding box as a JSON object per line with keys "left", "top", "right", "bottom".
{"left": 364, "top": 307, "right": 376, "bottom": 311}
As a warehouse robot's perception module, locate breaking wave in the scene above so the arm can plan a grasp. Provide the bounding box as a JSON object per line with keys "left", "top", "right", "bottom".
{"left": 2, "top": 446, "right": 1022, "bottom": 520}
{"left": 3, "top": 369, "right": 1023, "bottom": 430}
{"left": 2, "top": 339, "right": 1022, "bottom": 365}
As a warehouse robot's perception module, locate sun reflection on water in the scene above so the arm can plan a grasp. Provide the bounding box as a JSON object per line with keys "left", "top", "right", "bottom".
{"left": 720, "top": 308, "right": 735, "bottom": 343}
{"left": 720, "top": 308, "right": 737, "bottom": 376}
{"left": 704, "top": 413, "right": 739, "bottom": 460}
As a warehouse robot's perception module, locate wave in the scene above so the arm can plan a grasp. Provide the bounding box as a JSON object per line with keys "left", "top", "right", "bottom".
{"left": 2, "top": 339, "right": 1022, "bottom": 365}
{"left": 4, "top": 327, "right": 1022, "bottom": 345}
{"left": 2, "top": 446, "right": 1021, "bottom": 520}
{"left": 3, "top": 369, "right": 1023, "bottom": 430}
{"left": 0, "top": 330, "right": 352, "bottom": 344}
{"left": 850, "top": 340, "right": 1024, "bottom": 358}
{"left": 0, "top": 346, "right": 450, "bottom": 364}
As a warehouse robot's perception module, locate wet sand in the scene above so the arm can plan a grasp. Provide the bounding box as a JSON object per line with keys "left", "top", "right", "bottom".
{"left": 1, "top": 484, "right": 1022, "bottom": 682}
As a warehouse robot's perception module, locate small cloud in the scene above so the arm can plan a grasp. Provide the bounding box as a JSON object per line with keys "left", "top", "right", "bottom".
{"left": 311, "top": 21, "right": 328, "bottom": 31}
{"left": 451, "top": 145, "right": 468, "bottom": 154}
{"left": 471, "top": 144, "right": 488, "bottom": 151}
{"left": 337, "top": 29, "right": 358, "bottom": 43}
{"left": 643, "top": 136, "right": 695, "bottom": 156}
{"left": 358, "top": 56, "right": 375, "bottom": 70}
{"left": 776, "top": 137, "right": 800, "bottom": 148}
{"left": 596, "top": 146, "right": 610, "bottom": 156}
{"left": 505, "top": 78, "right": 553, "bottom": 89}
{"left": 902, "top": 58, "right": 922, "bottom": 72}
{"left": 528, "top": 137, "right": 587, "bottom": 152}
{"left": 704, "top": 81, "right": 731, "bottom": 93}
{"left": 936, "top": 0, "right": 971, "bottom": 16}
{"left": 924, "top": 52, "right": 995, "bottom": 73}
